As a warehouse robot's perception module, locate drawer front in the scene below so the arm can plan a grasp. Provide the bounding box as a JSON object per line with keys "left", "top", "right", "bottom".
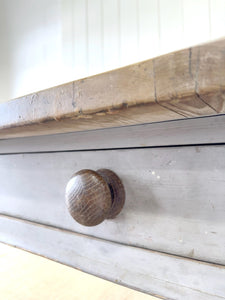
{"left": 1, "top": 145, "right": 225, "bottom": 265}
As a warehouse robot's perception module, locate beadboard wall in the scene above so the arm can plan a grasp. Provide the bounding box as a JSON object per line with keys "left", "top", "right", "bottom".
{"left": 0, "top": 0, "right": 225, "bottom": 102}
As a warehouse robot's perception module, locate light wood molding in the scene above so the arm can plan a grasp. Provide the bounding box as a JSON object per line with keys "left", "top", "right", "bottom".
{"left": 1, "top": 39, "right": 225, "bottom": 139}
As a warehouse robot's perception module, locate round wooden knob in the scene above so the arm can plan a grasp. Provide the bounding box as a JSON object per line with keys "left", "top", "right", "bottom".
{"left": 65, "top": 169, "right": 125, "bottom": 226}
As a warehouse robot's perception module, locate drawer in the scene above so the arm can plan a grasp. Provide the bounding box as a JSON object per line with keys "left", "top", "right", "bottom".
{"left": 1, "top": 38, "right": 225, "bottom": 300}
{"left": 1, "top": 145, "right": 225, "bottom": 265}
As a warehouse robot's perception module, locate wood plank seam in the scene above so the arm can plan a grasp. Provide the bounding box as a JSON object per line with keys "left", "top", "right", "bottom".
{"left": 1, "top": 215, "right": 225, "bottom": 299}
{"left": 1, "top": 213, "right": 225, "bottom": 268}
{"left": 194, "top": 47, "right": 218, "bottom": 113}
{"left": 152, "top": 58, "right": 187, "bottom": 118}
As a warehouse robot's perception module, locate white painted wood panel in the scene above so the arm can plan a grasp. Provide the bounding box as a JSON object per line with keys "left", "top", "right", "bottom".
{"left": 1, "top": 216, "right": 225, "bottom": 300}
{"left": 1, "top": 145, "right": 225, "bottom": 265}
{"left": 0, "top": 1, "right": 10, "bottom": 102}
{"left": 120, "top": 0, "right": 139, "bottom": 66}
{"left": 102, "top": 0, "right": 120, "bottom": 70}
{"left": 87, "top": 0, "right": 104, "bottom": 75}
{"left": 62, "top": 0, "right": 89, "bottom": 80}
{"left": 158, "top": 0, "right": 184, "bottom": 54}
{"left": 138, "top": 0, "right": 159, "bottom": 60}
{"left": 210, "top": 0, "right": 225, "bottom": 39}
{"left": 0, "top": 0, "right": 62, "bottom": 100}
{"left": 182, "top": 0, "right": 210, "bottom": 47}
{"left": 1, "top": 0, "right": 225, "bottom": 102}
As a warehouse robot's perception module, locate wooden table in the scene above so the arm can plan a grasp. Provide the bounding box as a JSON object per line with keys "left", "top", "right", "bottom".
{"left": 1, "top": 39, "right": 225, "bottom": 300}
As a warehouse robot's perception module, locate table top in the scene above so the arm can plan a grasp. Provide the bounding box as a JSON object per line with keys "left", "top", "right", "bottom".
{"left": 0, "top": 39, "right": 224, "bottom": 139}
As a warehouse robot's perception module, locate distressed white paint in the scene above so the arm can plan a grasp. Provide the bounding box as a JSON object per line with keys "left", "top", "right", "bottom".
{"left": 1, "top": 216, "right": 225, "bottom": 300}
{"left": 1, "top": 145, "right": 225, "bottom": 265}
{"left": 0, "top": 0, "right": 225, "bottom": 101}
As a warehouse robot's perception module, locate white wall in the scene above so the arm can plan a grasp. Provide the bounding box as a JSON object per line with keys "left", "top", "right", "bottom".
{"left": 0, "top": 0, "right": 225, "bottom": 102}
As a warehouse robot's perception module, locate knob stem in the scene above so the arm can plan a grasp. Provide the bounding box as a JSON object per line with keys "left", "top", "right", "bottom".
{"left": 96, "top": 169, "right": 125, "bottom": 219}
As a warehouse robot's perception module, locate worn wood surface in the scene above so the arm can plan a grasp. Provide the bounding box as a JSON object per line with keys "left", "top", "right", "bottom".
{"left": 0, "top": 115, "right": 225, "bottom": 154}
{"left": 0, "top": 39, "right": 225, "bottom": 139}
{"left": 1, "top": 145, "right": 225, "bottom": 265}
{"left": 1, "top": 216, "right": 224, "bottom": 300}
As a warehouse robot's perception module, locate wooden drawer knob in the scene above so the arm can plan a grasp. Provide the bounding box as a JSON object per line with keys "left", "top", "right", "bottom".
{"left": 65, "top": 169, "right": 125, "bottom": 226}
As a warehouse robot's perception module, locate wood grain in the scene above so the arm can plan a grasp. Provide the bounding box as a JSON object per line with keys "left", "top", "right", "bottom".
{"left": 1, "top": 216, "right": 225, "bottom": 300}
{"left": 66, "top": 169, "right": 125, "bottom": 226}
{"left": 196, "top": 41, "right": 225, "bottom": 113}
{"left": 1, "top": 39, "right": 225, "bottom": 139}
{"left": 66, "top": 169, "right": 112, "bottom": 226}
{"left": 0, "top": 115, "right": 225, "bottom": 154}
{"left": 154, "top": 48, "right": 215, "bottom": 117}
{"left": 1, "top": 145, "right": 225, "bottom": 265}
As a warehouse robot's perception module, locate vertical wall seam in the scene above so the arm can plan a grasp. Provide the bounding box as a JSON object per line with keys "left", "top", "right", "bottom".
{"left": 136, "top": 0, "right": 140, "bottom": 60}
{"left": 208, "top": 0, "right": 212, "bottom": 39}
{"left": 195, "top": 46, "right": 218, "bottom": 113}
{"left": 118, "top": 0, "right": 121, "bottom": 65}
{"left": 181, "top": 0, "right": 184, "bottom": 45}
{"left": 101, "top": 0, "right": 104, "bottom": 70}
{"left": 157, "top": 0, "right": 161, "bottom": 53}
{"left": 85, "top": 0, "right": 89, "bottom": 74}
{"left": 71, "top": 0, "right": 75, "bottom": 72}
